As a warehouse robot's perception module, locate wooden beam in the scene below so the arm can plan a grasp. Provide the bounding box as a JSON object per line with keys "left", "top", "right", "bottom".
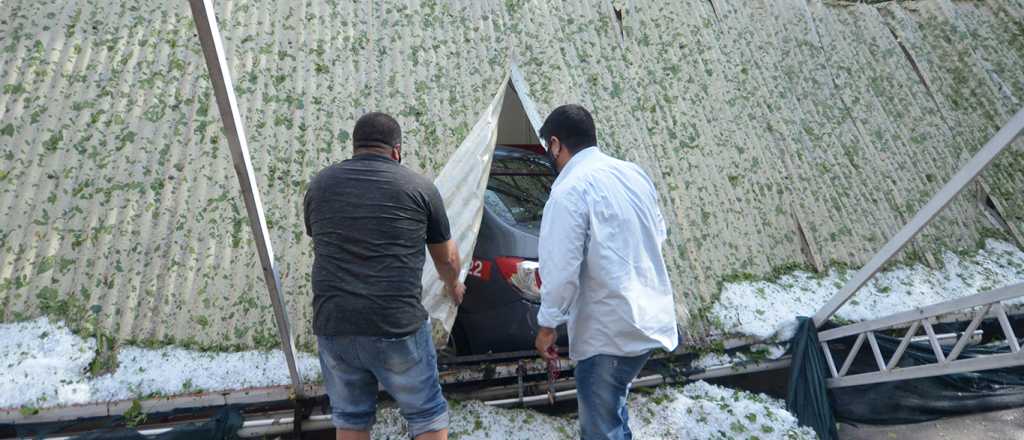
{"left": 187, "top": 0, "right": 304, "bottom": 397}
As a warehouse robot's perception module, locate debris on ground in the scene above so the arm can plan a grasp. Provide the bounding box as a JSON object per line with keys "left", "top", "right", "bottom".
{"left": 0, "top": 317, "right": 320, "bottom": 409}
{"left": 2, "top": 318, "right": 816, "bottom": 438}
{"left": 692, "top": 344, "right": 788, "bottom": 370}
{"left": 711, "top": 239, "right": 1024, "bottom": 341}
{"left": 369, "top": 382, "right": 816, "bottom": 439}
{"left": 627, "top": 382, "right": 817, "bottom": 440}
{"left": 0, "top": 317, "right": 95, "bottom": 410}
{"left": 5, "top": 238, "right": 1022, "bottom": 411}
{"left": 373, "top": 400, "right": 575, "bottom": 440}
{"left": 7, "top": 239, "right": 1020, "bottom": 436}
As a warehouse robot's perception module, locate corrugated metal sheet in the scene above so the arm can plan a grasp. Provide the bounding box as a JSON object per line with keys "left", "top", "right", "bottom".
{"left": 0, "top": 0, "right": 1020, "bottom": 350}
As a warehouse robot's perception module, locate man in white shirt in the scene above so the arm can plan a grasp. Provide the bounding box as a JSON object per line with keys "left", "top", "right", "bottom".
{"left": 534, "top": 104, "right": 679, "bottom": 440}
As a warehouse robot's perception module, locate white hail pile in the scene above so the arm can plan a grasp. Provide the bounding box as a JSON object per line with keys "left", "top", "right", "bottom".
{"left": 627, "top": 382, "right": 816, "bottom": 440}
{"left": 2, "top": 319, "right": 816, "bottom": 438}
{"left": 0, "top": 316, "right": 320, "bottom": 410}
{"left": 692, "top": 344, "right": 787, "bottom": 370}
{"left": 8, "top": 239, "right": 1019, "bottom": 437}
{"left": 710, "top": 239, "right": 1024, "bottom": 341}
{"left": 0, "top": 317, "right": 95, "bottom": 409}
{"left": 368, "top": 382, "right": 815, "bottom": 439}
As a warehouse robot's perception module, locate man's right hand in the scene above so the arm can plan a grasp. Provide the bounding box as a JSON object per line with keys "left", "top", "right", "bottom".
{"left": 428, "top": 240, "right": 465, "bottom": 305}
{"left": 535, "top": 327, "right": 559, "bottom": 361}
{"left": 446, "top": 281, "right": 466, "bottom": 305}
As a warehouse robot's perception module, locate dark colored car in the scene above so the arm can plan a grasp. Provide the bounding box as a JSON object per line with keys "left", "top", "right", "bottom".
{"left": 449, "top": 145, "right": 569, "bottom": 356}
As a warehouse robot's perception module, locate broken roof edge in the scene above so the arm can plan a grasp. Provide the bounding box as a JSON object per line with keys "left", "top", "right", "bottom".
{"left": 422, "top": 61, "right": 555, "bottom": 347}
{"left": 422, "top": 67, "right": 508, "bottom": 347}
{"left": 508, "top": 62, "right": 546, "bottom": 147}
{"left": 703, "top": 238, "right": 1024, "bottom": 344}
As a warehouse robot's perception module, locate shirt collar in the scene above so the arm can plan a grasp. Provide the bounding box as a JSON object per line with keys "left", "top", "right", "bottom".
{"left": 553, "top": 146, "right": 600, "bottom": 188}
{"left": 348, "top": 153, "right": 396, "bottom": 164}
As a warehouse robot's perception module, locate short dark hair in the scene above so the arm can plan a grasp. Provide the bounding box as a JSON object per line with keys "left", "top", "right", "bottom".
{"left": 353, "top": 112, "right": 401, "bottom": 149}
{"left": 539, "top": 104, "right": 597, "bottom": 153}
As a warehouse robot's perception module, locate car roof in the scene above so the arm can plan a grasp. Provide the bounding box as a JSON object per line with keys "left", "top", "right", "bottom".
{"left": 493, "top": 145, "right": 545, "bottom": 160}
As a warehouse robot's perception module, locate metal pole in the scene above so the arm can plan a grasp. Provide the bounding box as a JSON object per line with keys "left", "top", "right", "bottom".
{"left": 813, "top": 107, "right": 1024, "bottom": 327}
{"left": 188, "top": 0, "right": 304, "bottom": 397}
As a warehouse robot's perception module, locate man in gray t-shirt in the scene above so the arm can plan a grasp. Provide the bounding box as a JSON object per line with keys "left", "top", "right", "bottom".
{"left": 304, "top": 112, "right": 464, "bottom": 440}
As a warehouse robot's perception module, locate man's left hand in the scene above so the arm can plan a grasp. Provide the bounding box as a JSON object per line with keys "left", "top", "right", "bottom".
{"left": 535, "top": 327, "right": 559, "bottom": 360}
{"left": 446, "top": 281, "right": 466, "bottom": 305}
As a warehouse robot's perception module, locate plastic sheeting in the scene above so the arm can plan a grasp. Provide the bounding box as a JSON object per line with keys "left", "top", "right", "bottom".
{"left": 786, "top": 317, "right": 838, "bottom": 440}
{"left": 832, "top": 321, "right": 1024, "bottom": 425}
{"left": 9, "top": 407, "right": 243, "bottom": 440}
{"left": 421, "top": 74, "right": 509, "bottom": 345}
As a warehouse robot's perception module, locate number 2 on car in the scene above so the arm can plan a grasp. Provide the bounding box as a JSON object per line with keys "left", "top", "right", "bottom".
{"left": 468, "top": 259, "right": 492, "bottom": 281}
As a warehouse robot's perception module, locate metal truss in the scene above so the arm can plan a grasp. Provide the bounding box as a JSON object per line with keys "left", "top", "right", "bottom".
{"left": 819, "top": 283, "right": 1024, "bottom": 388}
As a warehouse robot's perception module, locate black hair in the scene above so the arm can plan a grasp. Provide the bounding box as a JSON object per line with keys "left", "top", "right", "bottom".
{"left": 539, "top": 104, "right": 597, "bottom": 153}
{"left": 352, "top": 112, "right": 401, "bottom": 149}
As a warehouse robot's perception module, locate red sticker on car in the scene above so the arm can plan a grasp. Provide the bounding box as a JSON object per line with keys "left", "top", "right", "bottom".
{"left": 468, "top": 259, "right": 492, "bottom": 281}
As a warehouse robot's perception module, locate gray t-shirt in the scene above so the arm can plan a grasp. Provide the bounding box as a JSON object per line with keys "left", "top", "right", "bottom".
{"left": 304, "top": 154, "right": 451, "bottom": 337}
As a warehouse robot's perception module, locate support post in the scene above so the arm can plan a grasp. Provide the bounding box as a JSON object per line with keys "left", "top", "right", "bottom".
{"left": 813, "top": 107, "right": 1024, "bottom": 327}
{"left": 188, "top": 0, "right": 304, "bottom": 397}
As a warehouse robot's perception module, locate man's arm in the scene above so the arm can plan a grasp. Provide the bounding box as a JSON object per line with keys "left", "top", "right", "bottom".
{"left": 534, "top": 194, "right": 588, "bottom": 360}
{"left": 424, "top": 183, "right": 465, "bottom": 304}
{"left": 428, "top": 240, "right": 466, "bottom": 304}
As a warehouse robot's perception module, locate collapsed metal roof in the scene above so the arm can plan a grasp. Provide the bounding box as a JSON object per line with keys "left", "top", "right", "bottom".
{"left": 0, "top": 0, "right": 1021, "bottom": 350}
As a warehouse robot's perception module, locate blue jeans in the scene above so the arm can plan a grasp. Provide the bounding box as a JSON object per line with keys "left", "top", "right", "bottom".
{"left": 317, "top": 320, "right": 448, "bottom": 437}
{"left": 575, "top": 351, "right": 653, "bottom": 440}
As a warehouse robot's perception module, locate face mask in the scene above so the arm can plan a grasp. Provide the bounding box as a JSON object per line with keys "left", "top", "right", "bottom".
{"left": 545, "top": 142, "right": 560, "bottom": 176}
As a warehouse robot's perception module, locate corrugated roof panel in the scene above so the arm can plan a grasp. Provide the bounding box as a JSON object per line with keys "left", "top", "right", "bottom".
{"left": 0, "top": 0, "right": 1020, "bottom": 350}
{"left": 800, "top": 1, "right": 989, "bottom": 259}
{"left": 879, "top": 1, "right": 1024, "bottom": 242}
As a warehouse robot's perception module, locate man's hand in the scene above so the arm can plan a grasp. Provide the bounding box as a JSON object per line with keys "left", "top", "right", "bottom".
{"left": 535, "top": 327, "right": 559, "bottom": 360}
{"left": 446, "top": 281, "right": 466, "bottom": 305}
{"left": 429, "top": 241, "right": 463, "bottom": 305}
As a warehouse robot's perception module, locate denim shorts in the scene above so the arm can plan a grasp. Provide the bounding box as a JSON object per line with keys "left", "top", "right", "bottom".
{"left": 317, "top": 320, "right": 448, "bottom": 436}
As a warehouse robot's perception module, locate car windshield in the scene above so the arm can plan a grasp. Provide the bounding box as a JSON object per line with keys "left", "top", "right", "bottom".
{"left": 485, "top": 151, "right": 554, "bottom": 232}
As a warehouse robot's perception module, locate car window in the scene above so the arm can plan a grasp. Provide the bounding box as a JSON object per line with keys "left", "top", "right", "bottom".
{"left": 484, "top": 189, "right": 518, "bottom": 225}
{"left": 487, "top": 154, "right": 554, "bottom": 231}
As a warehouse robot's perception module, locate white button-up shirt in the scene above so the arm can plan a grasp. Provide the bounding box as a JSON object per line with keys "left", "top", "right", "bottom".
{"left": 537, "top": 147, "right": 679, "bottom": 361}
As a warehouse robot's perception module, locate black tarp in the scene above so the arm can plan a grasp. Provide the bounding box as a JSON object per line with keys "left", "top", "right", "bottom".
{"left": 786, "top": 316, "right": 839, "bottom": 440}
{"left": 68, "top": 408, "right": 241, "bottom": 440}
{"left": 8, "top": 407, "right": 242, "bottom": 440}
{"left": 831, "top": 328, "right": 1024, "bottom": 425}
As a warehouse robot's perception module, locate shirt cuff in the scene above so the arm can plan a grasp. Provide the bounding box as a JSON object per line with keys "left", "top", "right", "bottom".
{"left": 537, "top": 306, "right": 568, "bottom": 329}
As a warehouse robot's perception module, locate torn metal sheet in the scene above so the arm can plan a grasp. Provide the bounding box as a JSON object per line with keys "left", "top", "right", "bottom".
{"left": 422, "top": 74, "right": 507, "bottom": 345}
